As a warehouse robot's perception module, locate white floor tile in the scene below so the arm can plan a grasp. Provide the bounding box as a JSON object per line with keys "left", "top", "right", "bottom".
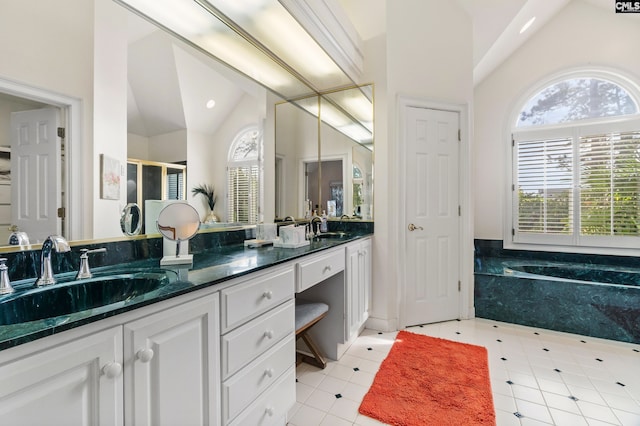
{"left": 291, "top": 319, "right": 640, "bottom": 426}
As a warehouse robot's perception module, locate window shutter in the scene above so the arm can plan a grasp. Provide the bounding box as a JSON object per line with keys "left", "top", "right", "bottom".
{"left": 516, "top": 138, "right": 573, "bottom": 235}
{"left": 579, "top": 131, "right": 640, "bottom": 236}
{"left": 228, "top": 165, "right": 259, "bottom": 224}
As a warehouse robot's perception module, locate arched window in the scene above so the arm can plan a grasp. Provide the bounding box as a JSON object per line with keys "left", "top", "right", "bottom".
{"left": 227, "top": 127, "right": 262, "bottom": 224}
{"left": 510, "top": 73, "right": 640, "bottom": 250}
{"left": 517, "top": 77, "right": 638, "bottom": 127}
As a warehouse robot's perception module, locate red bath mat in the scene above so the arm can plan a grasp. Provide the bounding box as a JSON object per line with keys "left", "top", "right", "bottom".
{"left": 359, "top": 330, "right": 496, "bottom": 426}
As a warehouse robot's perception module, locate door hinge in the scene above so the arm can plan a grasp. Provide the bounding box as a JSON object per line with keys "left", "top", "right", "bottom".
{"left": 512, "top": 184, "right": 515, "bottom": 191}
{"left": 57, "top": 127, "right": 66, "bottom": 139}
{"left": 511, "top": 228, "right": 515, "bottom": 236}
{"left": 458, "top": 205, "right": 461, "bottom": 216}
{"left": 57, "top": 207, "right": 66, "bottom": 219}
{"left": 511, "top": 135, "right": 515, "bottom": 147}
{"left": 458, "top": 280, "right": 461, "bottom": 291}
{"left": 458, "top": 129, "right": 461, "bottom": 142}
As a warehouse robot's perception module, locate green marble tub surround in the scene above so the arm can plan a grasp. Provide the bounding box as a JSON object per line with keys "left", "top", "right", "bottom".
{"left": 0, "top": 227, "right": 372, "bottom": 350}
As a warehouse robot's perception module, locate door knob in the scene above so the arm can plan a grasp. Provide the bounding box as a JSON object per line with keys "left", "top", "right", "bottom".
{"left": 408, "top": 223, "right": 424, "bottom": 231}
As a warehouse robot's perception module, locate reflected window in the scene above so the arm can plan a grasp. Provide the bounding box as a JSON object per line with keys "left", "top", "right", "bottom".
{"left": 227, "top": 127, "right": 262, "bottom": 224}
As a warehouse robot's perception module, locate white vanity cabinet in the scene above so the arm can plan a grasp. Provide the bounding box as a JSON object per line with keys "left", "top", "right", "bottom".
{"left": 124, "top": 292, "right": 220, "bottom": 426}
{"left": 345, "top": 238, "right": 372, "bottom": 342}
{"left": 219, "top": 265, "right": 296, "bottom": 426}
{"left": 0, "top": 326, "right": 124, "bottom": 426}
{"left": 0, "top": 291, "right": 220, "bottom": 426}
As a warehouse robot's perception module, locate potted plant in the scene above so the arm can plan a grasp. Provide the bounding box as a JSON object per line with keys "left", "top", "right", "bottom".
{"left": 192, "top": 184, "right": 218, "bottom": 223}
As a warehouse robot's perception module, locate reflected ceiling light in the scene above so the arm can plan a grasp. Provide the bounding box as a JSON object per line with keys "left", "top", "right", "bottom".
{"left": 520, "top": 16, "right": 536, "bottom": 34}
{"left": 206, "top": 99, "right": 216, "bottom": 108}
{"left": 124, "top": 0, "right": 215, "bottom": 36}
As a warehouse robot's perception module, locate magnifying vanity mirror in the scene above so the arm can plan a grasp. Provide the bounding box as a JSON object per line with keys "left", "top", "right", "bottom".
{"left": 156, "top": 202, "right": 200, "bottom": 266}
{"left": 120, "top": 203, "right": 142, "bottom": 236}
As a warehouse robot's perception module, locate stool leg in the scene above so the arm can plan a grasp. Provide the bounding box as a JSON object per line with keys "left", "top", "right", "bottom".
{"left": 300, "top": 332, "right": 327, "bottom": 369}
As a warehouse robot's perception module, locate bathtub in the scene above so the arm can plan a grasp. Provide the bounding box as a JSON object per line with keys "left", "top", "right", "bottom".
{"left": 474, "top": 241, "right": 640, "bottom": 344}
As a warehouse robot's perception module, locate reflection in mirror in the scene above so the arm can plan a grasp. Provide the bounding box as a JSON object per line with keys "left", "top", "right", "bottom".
{"left": 120, "top": 203, "right": 142, "bottom": 236}
{"left": 275, "top": 84, "right": 373, "bottom": 220}
{"left": 157, "top": 203, "right": 200, "bottom": 242}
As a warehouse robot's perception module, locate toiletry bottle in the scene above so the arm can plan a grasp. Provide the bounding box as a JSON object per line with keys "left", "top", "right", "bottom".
{"left": 320, "top": 210, "right": 328, "bottom": 233}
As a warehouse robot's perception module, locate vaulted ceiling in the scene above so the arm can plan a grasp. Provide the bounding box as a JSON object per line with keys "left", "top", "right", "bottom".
{"left": 127, "top": 0, "right": 617, "bottom": 138}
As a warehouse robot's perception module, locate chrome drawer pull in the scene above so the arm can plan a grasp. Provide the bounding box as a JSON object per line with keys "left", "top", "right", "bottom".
{"left": 263, "top": 290, "right": 273, "bottom": 299}
{"left": 264, "top": 330, "right": 274, "bottom": 339}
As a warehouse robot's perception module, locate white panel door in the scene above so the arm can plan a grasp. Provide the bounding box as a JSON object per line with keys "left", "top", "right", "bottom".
{"left": 124, "top": 294, "right": 220, "bottom": 426}
{"left": 10, "top": 107, "right": 61, "bottom": 243}
{"left": 403, "top": 107, "right": 460, "bottom": 326}
{"left": 0, "top": 327, "right": 123, "bottom": 426}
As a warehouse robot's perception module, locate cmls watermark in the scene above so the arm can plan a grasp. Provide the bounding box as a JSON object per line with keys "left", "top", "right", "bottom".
{"left": 615, "top": 1, "right": 640, "bottom": 12}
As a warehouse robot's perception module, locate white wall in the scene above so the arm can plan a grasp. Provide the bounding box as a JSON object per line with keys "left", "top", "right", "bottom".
{"left": 474, "top": 1, "right": 640, "bottom": 240}
{"left": 92, "top": 0, "right": 129, "bottom": 239}
{"left": 148, "top": 130, "right": 187, "bottom": 163}
{"left": 362, "top": 0, "right": 473, "bottom": 330}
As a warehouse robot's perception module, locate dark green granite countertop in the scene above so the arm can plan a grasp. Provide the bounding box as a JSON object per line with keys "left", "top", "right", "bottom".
{"left": 0, "top": 234, "right": 371, "bottom": 351}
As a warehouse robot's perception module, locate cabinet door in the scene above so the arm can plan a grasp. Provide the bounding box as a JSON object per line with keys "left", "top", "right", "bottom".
{"left": 345, "top": 243, "right": 362, "bottom": 341}
{"left": 345, "top": 239, "right": 372, "bottom": 341}
{"left": 0, "top": 326, "right": 123, "bottom": 426}
{"left": 359, "top": 239, "right": 372, "bottom": 323}
{"left": 124, "top": 293, "right": 220, "bottom": 426}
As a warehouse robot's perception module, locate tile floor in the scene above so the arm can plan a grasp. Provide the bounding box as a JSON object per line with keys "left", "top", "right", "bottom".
{"left": 288, "top": 318, "right": 640, "bottom": 426}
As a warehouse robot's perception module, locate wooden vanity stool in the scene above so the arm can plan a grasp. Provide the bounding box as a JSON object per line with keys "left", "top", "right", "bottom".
{"left": 295, "top": 300, "right": 329, "bottom": 369}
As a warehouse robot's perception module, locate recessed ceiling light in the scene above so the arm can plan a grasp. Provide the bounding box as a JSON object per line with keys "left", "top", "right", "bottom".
{"left": 520, "top": 16, "right": 536, "bottom": 34}
{"left": 206, "top": 99, "right": 216, "bottom": 109}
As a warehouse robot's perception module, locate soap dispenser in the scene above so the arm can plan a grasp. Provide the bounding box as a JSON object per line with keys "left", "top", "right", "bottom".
{"left": 320, "top": 210, "right": 328, "bottom": 233}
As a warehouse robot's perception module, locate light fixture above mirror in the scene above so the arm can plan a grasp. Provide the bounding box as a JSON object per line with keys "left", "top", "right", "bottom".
{"left": 115, "top": 0, "right": 360, "bottom": 100}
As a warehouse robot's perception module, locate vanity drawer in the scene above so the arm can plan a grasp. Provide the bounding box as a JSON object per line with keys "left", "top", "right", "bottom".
{"left": 221, "top": 299, "right": 294, "bottom": 379}
{"left": 221, "top": 266, "right": 294, "bottom": 332}
{"left": 297, "top": 248, "right": 345, "bottom": 292}
{"left": 222, "top": 335, "right": 295, "bottom": 423}
{"left": 228, "top": 366, "right": 296, "bottom": 426}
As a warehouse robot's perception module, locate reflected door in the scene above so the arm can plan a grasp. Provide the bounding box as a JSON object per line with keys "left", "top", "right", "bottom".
{"left": 10, "top": 108, "right": 61, "bottom": 243}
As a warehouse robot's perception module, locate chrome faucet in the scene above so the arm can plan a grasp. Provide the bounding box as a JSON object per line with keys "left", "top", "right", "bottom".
{"left": 76, "top": 248, "right": 107, "bottom": 280}
{"left": 310, "top": 216, "right": 323, "bottom": 235}
{"left": 36, "top": 235, "right": 71, "bottom": 286}
{"left": 0, "top": 258, "right": 14, "bottom": 294}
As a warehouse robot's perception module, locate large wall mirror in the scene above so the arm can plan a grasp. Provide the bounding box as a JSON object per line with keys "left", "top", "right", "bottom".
{"left": 0, "top": 1, "right": 273, "bottom": 251}
{"left": 275, "top": 84, "right": 374, "bottom": 221}
{"left": 0, "top": 1, "right": 372, "bottom": 254}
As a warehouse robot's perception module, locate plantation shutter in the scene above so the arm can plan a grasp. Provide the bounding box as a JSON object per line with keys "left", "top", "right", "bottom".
{"left": 516, "top": 137, "right": 573, "bottom": 236}
{"left": 579, "top": 131, "right": 640, "bottom": 236}
{"left": 227, "top": 165, "right": 259, "bottom": 223}
{"left": 166, "top": 169, "right": 184, "bottom": 200}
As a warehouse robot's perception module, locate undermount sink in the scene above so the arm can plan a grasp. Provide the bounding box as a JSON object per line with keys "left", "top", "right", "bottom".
{"left": 0, "top": 270, "right": 176, "bottom": 326}
{"left": 314, "top": 232, "right": 351, "bottom": 239}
